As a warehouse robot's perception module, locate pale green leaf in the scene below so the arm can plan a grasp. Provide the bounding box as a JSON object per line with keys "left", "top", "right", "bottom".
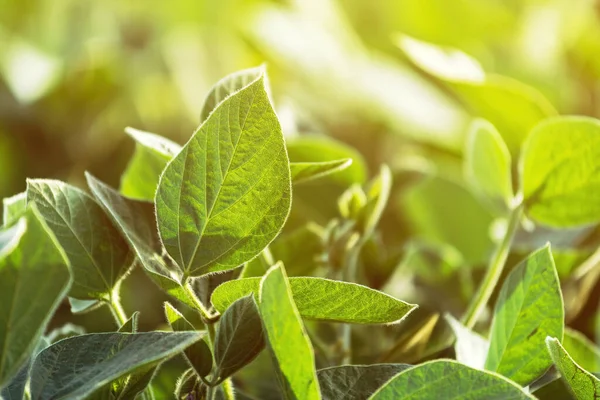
{"left": 485, "top": 245, "right": 564, "bottom": 385}
{"left": 68, "top": 297, "right": 102, "bottom": 314}
{"left": 444, "top": 314, "right": 489, "bottom": 370}
{"left": 2, "top": 192, "right": 26, "bottom": 227}
{"left": 212, "top": 276, "right": 416, "bottom": 324}
{"left": 214, "top": 295, "right": 264, "bottom": 381}
{"left": 521, "top": 116, "right": 600, "bottom": 227}
{"left": 546, "top": 336, "right": 600, "bottom": 400}
{"left": 464, "top": 118, "right": 513, "bottom": 208}
{"left": 0, "top": 207, "right": 72, "bottom": 387}
{"left": 155, "top": 73, "right": 291, "bottom": 277}
{"left": 29, "top": 332, "right": 204, "bottom": 400}
{"left": 358, "top": 165, "right": 392, "bottom": 236}
{"left": 317, "top": 364, "right": 411, "bottom": 400}
{"left": 369, "top": 360, "right": 535, "bottom": 399}
{"left": 563, "top": 328, "right": 600, "bottom": 373}
{"left": 290, "top": 159, "right": 353, "bottom": 184}
{"left": 200, "top": 66, "right": 265, "bottom": 123}
{"left": 120, "top": 127, "right": 182, "bottom": 201}
{"left": 26, "top": 179, "right": 133, "bottom": 300}
{"left": 164, "top": 302, "right": 212, "bottom": 378}
{"left": 259, "top": 263, "right": 321, "bottom": 400}
{"left": 85, "top": 174, "right": 196, "bottom": 309}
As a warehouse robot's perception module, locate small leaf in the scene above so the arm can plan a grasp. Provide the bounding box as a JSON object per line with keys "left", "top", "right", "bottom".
{"left": 0, "top": 207, "right": 72, "bottom": 387}
{"left": 155, "top": 72, "right": 291, "bottom": 277}
{"left": 164, "top": 302, "right": 212, "bottom": 378}
{"left": 444, "top": 314, "right": 489, "bottom": 370}
{"left": 290, "top": 159, "right": 353, "bottom": 184}
{"left": 546, "top": 336, "right": 600, "bottom": 400}
{"left": 118, "top": 311, "right": 140, "bottom": 333}
{"left": 26, "top": 179, "right": 133, "bottom": 300}
{"left": 120, "top": 127, "right": 182, "bottom": 201}
{"left": 199, "top": 66, "right": 265, "bottom": 123}
{"left": 115, "top": 366, "right": 157, "bottom": 400}
{"left": 212, "top": 276, "right": 416, "bottom": 324}
{"left": 464, "top": 118, "right": 513, "bottom": 208}
{"left": 259, "top": 263, "right": 321, "bottom": 399}
{"left": 563, "top": 328, "right": 600, "bottom": 373}
{"left": 68, "top": 297, "right": 102, "bottom": 314}
{"left": 2, "top": 192, "right": 26, "bottom": 227}
{"left": 521, "top": 116, "right": 600, "bottom": 227}
{"left": 85, "top": 174, "right": 196, "bottom": 309}
{"left": 317, "top": 364, "right": 411, "bottom": 400}
{"left": 369, "top": 360, "right": 535, "bottom": 399}
{"left": 214, "top": 295, "right": 265, "bottom": 381}
{"left": 357, "top": 164, "right": 392, "bottom": 236}
{"left": 29, "top": 331, "right": 204, "bottom": 400}
{"left": 485, "top": 245, "right": 564, "bottom": 385}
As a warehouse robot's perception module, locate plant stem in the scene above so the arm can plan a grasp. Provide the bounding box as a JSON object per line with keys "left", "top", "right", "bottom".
{"left": 260, "top": 247, "right": 275, "bottom": 268}
{"left": 340, "top": 237, "right": 363, "bottom": 364}
{"left": 461, "top": 203, "right": 524, "bottom": 329}
{"left": 108, "top": 292, "right": 128, "bottom": 327}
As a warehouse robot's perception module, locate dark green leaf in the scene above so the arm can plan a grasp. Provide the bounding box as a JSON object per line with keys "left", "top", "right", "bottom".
{"left": 259, "top": 263, "right": 321, "bottom": 399}
{"left": 485, "top": 245, "right": 564, "bottom": 385}
{"left": 212, "top": 276, "right": 416, "bottom": 324}
{"left": 369, "top": 360, "right": 534, "bottom": 399}
{"left": 155, "top": 73, "right": 291, "bottom": 277}
{"left": 214, "top": 295, "right": 265, "bottom": 381}
{"left": 164, "top": 302, "right": 212, "bottom": 378}
{"left": 2, "top": 192, "right": 26, "bottom": 227}
{"left": 29, "top": 332, "right": 204, "bottom": 400}
{"left": 317, "top": 364, "right": 411, "bottom": 400}
{"left": 546, "top": 336, "right": 600, "bottom": 400}
{"left": 118, "top": 311, "right": 140, "bottom": 333}
{"left": 521, "top": 116, "right": 600, "bottom": 227}
{"left": 0, "top": 207, "right": 72, "bottom": 387}
{"left": 120, "top": 127, "right": 181, "bottom": 201}
{"left": 26, "top": 179, "right": 133, "bottom": 300}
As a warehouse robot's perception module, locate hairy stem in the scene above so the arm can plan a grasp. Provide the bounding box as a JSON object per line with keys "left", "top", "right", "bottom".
{"left": 461, "top": 203, "right": 524, "bottom": 328}
{"left": 108, "top": 292, "right": 128, "bottom": 327}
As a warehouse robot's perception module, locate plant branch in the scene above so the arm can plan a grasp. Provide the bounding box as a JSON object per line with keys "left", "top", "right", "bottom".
{"left": 108, "top": 291, "right": 128, "bottom": 327}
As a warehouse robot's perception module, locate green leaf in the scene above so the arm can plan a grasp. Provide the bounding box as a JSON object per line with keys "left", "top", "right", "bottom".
{"left": 155, "top": 72, "right": 291, "bottom": 277}
{"left": 258, "top": 263, "right": 321, "bottom": 400}
{"left": 85, "top": 174, "right": 196, "bottom": 309}
{"left": 214, "top": 295, "right": 265, "bottom": 382}
{"left": 118, "top": 311, "right": 139, "bottom": 333}
{"left": 164, "top": 302, "right": 212, "bottom": 378}
{"left": 26, "top": 179, "right": 133, "bottom": 300}
{"left": 200, "top": 66, "right": 265, "bottom": 123}
{"left": 115, "top": 366, "right": 157, "bottom": 400}
{"left": 120, "top": 127, "right": 182, "bottom": 201}
{"left": 212, "top": 276, "right": 416, "bottom": 324}
{"left": 444, "top": 314, "right": 489, "bottom": 370}
{"left": 563, "top": 328, "right": 600, "bottom": 373}
{"left": 0, "top": 207, "right": 72, "bottom": 387}
{"left": 521, "top": 116, "right": 600, "bottom": 227}
{"left": 1, "top": 336, "right": 51, "bottom": 400}
{"left": 290, "top": 159, "right": 353, "bottom": 184}
{"left": 317, "top": 364, "right": 411, "bottom": 400}
{"left": 464, "top": 118, "right": 513, "bottom": 208}
{"left": 68, "top": 297, "right": 102, "bottom": 314}
{"left": 369, "top": 359, "right": 535, "bottom": 399}
{"left": 485, "top": 245, "right": 564, "bottom": 385}
{"left": 357, "top": 165, "right": 392, "bottom": 236}
{"left": 29, "top": 331, "right": 204, "bottom": 400}
{"left": 2, "top": 192, "right": 26, "bottom": 227}
{"left": 546, "top": 336, "right": 600, "bottom": 400}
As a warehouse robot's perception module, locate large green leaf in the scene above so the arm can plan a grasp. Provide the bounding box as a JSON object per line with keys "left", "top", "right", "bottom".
{"left": 546, "top": 336, "right": 600, "bottom": 400}
{"left": 26, "top": 179, "right": 133, "bottom": 300}
{"left": 199, "top": 66, "right": 265, "bottom": 123}
{"left": 212, "top": 276, "right": 416, "bottom": 324}
{"left": 29, "top": 331, "right": 204, "bottom": 400}
{"left": 120, "top": 127, "right": 181, "bottom": 201}
{"left": 521, "top": 116, "right": 600, "bottom": 227}
{"left": 317, "top": 364, "right": 411, "bottom": 400}
{"left": 369, "top": 360, "right": 535, "bottom": 399}
{"left": 445, "top": 314, "right": 489, "bottom": 370}
{"left": 85, "top": 174, "right": 196, "bottom": 309}
{"left": 464, "top": 118, "right": 513, "bottom": 208}
{"left": 164, "top": 302, "right": 212, "bottom": 378}
{"left": 563, "top": 328, "right": 600, "bottom": 374}
{"left": 2, "top": 192, "right": 26, "bottom": 227}
{"left": 155, "top": 72, "right": 291, "bottom": 277}
{"left": 258, "top": 263, "right": 320, "bottom": 399}
{"left": 214, "top": 295, "right": 265, "bottom": 381}
{"left": 485, "top": 245, "right": 564, "bottom": 385}
{"left": 0, "top": 207, "right": 72, "bottom": 387}
{"left": 290, "top": 159, "right": 353, "bottom": 184}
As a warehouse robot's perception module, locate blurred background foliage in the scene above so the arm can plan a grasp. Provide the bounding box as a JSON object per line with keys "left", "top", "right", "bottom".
{"left": 3, "top": 0, "right": 600, "bottom": 389}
